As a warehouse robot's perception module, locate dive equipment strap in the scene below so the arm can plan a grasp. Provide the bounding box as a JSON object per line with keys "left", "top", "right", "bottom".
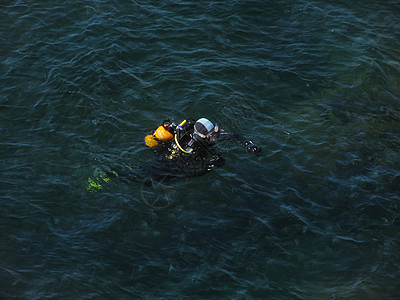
{"left": 174, "top": 119, "right": 193, "bottom": 154}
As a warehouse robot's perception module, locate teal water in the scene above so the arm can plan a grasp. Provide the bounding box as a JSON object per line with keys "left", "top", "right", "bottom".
{"left": 1, "top": 0, "right": 400, "bottom": 299}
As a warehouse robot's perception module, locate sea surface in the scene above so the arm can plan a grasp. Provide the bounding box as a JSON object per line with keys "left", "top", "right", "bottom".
{"left": 1, "top": 0, "right": 400, "bottom": 299}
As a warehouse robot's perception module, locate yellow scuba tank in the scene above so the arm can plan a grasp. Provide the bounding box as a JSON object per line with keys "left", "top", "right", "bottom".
{"left": 144, "top": 134, "right": 158, "bottom": 147}
{"left": 145, "top": 124, "right": 174, "bottom": 147}
{"left": 154, "top": 125, "right": 173, "bottom": 140}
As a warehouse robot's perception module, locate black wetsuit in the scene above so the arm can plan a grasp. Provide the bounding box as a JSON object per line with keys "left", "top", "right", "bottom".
{"left": 149, "top": 119, "right": 221, "bottom": 178}
{"left": 108, "top": 119, "right": 261, "bottom": 184}
{"left": 149, "top": 119, "right": 260, "bottom": 177}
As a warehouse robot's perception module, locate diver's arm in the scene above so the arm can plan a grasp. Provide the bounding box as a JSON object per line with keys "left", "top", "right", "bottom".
{"left": 218, "top": 132, "right": 262, "bottom": 155}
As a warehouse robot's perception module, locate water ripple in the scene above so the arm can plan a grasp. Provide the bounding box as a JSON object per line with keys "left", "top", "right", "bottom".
{"left": 2, "top": 0, "right": 400, "bottom": 298}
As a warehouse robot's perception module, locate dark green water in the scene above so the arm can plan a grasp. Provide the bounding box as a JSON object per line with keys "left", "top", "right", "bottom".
{"left": 1, "top": 0, "right": 400, "bottom": 299}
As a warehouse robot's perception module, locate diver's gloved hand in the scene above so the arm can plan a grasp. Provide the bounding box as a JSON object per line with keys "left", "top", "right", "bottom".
{"left": 210, "top": 155, "right": 225, "bottom": 167}
{"left": 246, "top": 142, "right": 262, "bottom": 155}
{"left": 206, "top": 155, "right": 225, "bottom": 171}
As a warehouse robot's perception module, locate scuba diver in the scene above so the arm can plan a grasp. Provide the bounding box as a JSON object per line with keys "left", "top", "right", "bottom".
{"left": 142, "top": 118, "right": 261, "bottom": 177}
{"left": 87, "top": 118, "right": 261, "bottom": 191}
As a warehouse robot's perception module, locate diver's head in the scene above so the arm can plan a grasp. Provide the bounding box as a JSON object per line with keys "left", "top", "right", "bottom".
{"left": 194, "top": 118, "right": 219, "bottom": 144}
